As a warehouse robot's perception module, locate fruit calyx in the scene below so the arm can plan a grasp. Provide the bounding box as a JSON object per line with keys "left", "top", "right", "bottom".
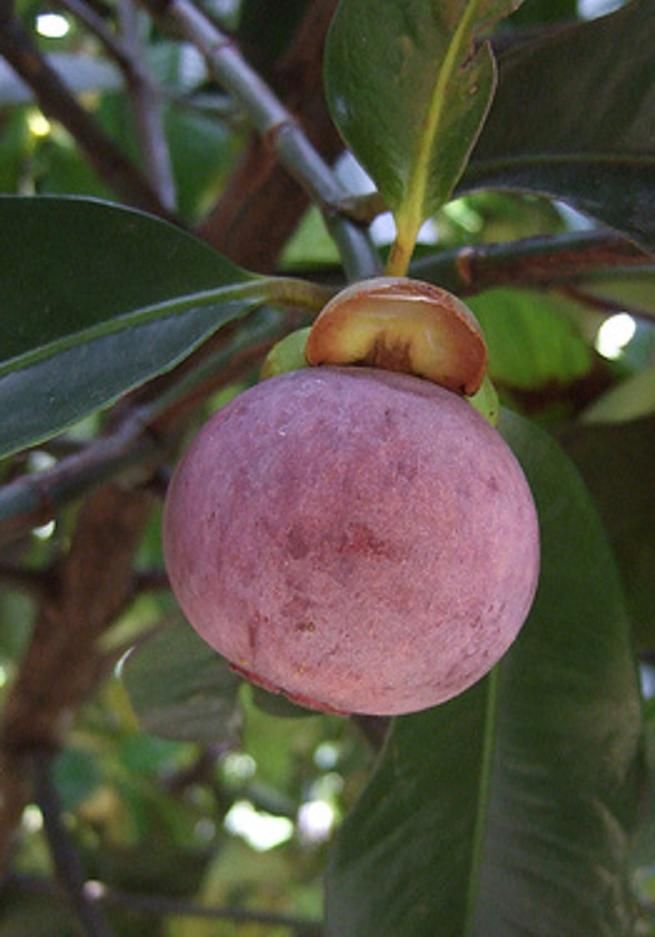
{"left": 305, "top": 276, "right": 487, "bottom": 396}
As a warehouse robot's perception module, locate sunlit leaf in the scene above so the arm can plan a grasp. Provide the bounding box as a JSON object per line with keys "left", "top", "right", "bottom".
{"left": 582, "top": 367, "right": 655, "bottom": 424}
{"left": 467, "top": 288, "right": 593, "bottom": 389}
{"left": 574, "top": 269, "right": 655, "bottom": 321}
{"left": 325, "top": 412, "right": 641, "bottom": 937}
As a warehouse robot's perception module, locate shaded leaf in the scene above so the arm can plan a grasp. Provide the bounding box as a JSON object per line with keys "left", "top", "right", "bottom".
{"left": 250, "top": 685, "right": 316, "bottom": 719}
{"left": 325, "top": 0, "right": 522, "bottom": 255}
{"left": 509, "top": 0, "right": 577, "bottom": 25}
{"left": 122, "top": 619, "right": 242, "bottom": 744}
{"left": 559, "top": 415, "right": 655, "bottom": 648}
{"left": 583, "top": 367, "right": 655, "bottom": 423}
{"left": 325, "top": 412, "right": 640, "bottom": 937}
{"left": 53, "top": 747, "right": 102, "bottom": 812}
{"left": 464, "top": 0, "right": 655, "bottom": 249}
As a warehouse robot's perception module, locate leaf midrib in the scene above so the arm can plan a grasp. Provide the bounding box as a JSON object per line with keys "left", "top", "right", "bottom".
{"left": 0, "top": 280, "right": 266, "bottom": 379}
{"left": 463, "top": 666, "right": 499, "bottom": 937}
{"left": 397, "top": 0, "right": 483, "bottom": 234}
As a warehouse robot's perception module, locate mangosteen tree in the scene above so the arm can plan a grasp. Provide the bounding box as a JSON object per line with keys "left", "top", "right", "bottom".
{"left": 0, "top": 1, "right": 652, "bottom": 936}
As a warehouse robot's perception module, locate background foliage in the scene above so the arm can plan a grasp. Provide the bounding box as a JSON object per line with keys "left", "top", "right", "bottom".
{"left": 0, "top": 1, "right": 654, "bottom": 935}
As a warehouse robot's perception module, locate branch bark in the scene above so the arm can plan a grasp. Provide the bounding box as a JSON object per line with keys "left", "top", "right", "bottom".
{"left": 197, "top": 0, "right": 345, "bottom": 271}
{"left": 411, "top": 230, "right": 653, "bottom": 296}
{"left": 0, "top": 10, "right": 174, "bottom": 218}
{"left": 31, "top": 751, "right": 116, "bottom": 937}
{"left": 0, "top": 485, "right": 152, "bottom": 874}
{"left": 118, "top": 0, "right": 177, "bottom": 211}
{"left": 2, "top": 873, "right": 323, "bottom": 934}
{"left": 144, "top": 0, "right": 379, "bottom": 279}
{"left": 0, "top": 1, "right": 352, "bottom": 873}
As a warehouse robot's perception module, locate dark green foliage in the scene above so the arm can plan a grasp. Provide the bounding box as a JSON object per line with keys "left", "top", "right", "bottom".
{"left": 1, "top": 1, "right": 654, "bottom": 935}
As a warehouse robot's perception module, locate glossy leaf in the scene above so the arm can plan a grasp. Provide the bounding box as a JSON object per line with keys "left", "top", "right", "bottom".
{"left": 122, "top": 619, "right": 242, "bottom": 744}
{"left": 0, "top": 197, "right": 258, "bottom": 375}
{"left": 0, "top": 197, "right": 264, "bottom": 457}
{"left": 467, "top": 288, "right": 592, "bottom": 390}
{"left": 325, "top": 0, "right": 522, "bottom": 262}
{"left": 325, "top": 411, "right": 641, "bottom": 937}
{"left": 560, "top": 415, "right": 655, "bottom": 649}
{"left": 463, "top": 0, "right": 655, "bottom": 250}
{"left": 0, "top": 303, "right": 248, "bottom": 459}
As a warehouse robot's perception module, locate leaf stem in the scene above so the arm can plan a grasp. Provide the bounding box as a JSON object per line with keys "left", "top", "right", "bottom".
{"left": 31, "top": 750, "right": 116, "bottom": 937}
{"left": 1, "top": 276, "right": 330, "bottom": 379}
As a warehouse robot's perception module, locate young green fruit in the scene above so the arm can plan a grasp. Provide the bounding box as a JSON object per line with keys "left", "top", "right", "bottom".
{"left": 163, "top": 367, "right": 539, "bottom": 716}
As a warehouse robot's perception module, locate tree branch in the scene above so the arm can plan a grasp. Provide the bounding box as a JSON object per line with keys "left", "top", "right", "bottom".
{"left": 0, "top": 484, "right": 153, "bottom": 874}
{"left": 118, "top": 0, "right": 177, "bottom": 211}
{"left": 0, "top": 10, "right": 174, "bottom": 219}
{"left": 2, "top": 873, "right": 323, "bottom": 934}
{"left": 0, "top": 310, "right": 299, "bottom": 547}
{"left": 141, "top": 0, "right": 380, "bottom": 280}
{"left": 55, "top": 0, "right": 135, "bottom": 72}
{"left": 197, "top": 0, "right": 344, "bottom": 271}
{"left": 31, "top": 751, "right": 116, "bottom": 937}
{"left": 0, "top": 1, "right": 367, "bottom": 878}
{"left": 411, "top": 230, "right": 653, "bottom": 296}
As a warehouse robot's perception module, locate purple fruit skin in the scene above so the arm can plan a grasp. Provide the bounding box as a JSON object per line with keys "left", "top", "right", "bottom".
{"left": 163, "top": 367, "right": 540, "bottom": 716}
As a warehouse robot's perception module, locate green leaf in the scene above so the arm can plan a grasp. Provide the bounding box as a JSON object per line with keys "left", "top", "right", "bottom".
{"left": 325, "top": 412, "right": 641, "bottom": 937}
{"left": 509, "top": 0, "right": 577, "bottom": 25}
{"left": 122, "top": 619, "right": 242, "bottom": 744}
{"left": 52, "top": 747, "right": 102, "bottom": 812}
{"left": 0, "top": 304, "right": 247, "bottom": 459}
{"left": 464, "top": 0, "right": 655, "bottom": 250}
{"left": 250, "top": 685, "right": 316, "bottom": 719}
{"left": 559, "top": 415, "right": 655, "bottom": 650}
{"left": 575, "top": 269, "right": 655, "bottom": 321}
{"left": 0, "top": 197, "right": 265, "bottom": 457}
{"left": 0, "top": 197, "right": 258, "bottom": 375}
{"left": 467, "top": 288, "right": 593, "bottom": 390}
{"left": 583, "top": 367, "right": 655, "bottom": 424}
{"left": 325, "top": 0, "right": 522, "bottom": 269}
